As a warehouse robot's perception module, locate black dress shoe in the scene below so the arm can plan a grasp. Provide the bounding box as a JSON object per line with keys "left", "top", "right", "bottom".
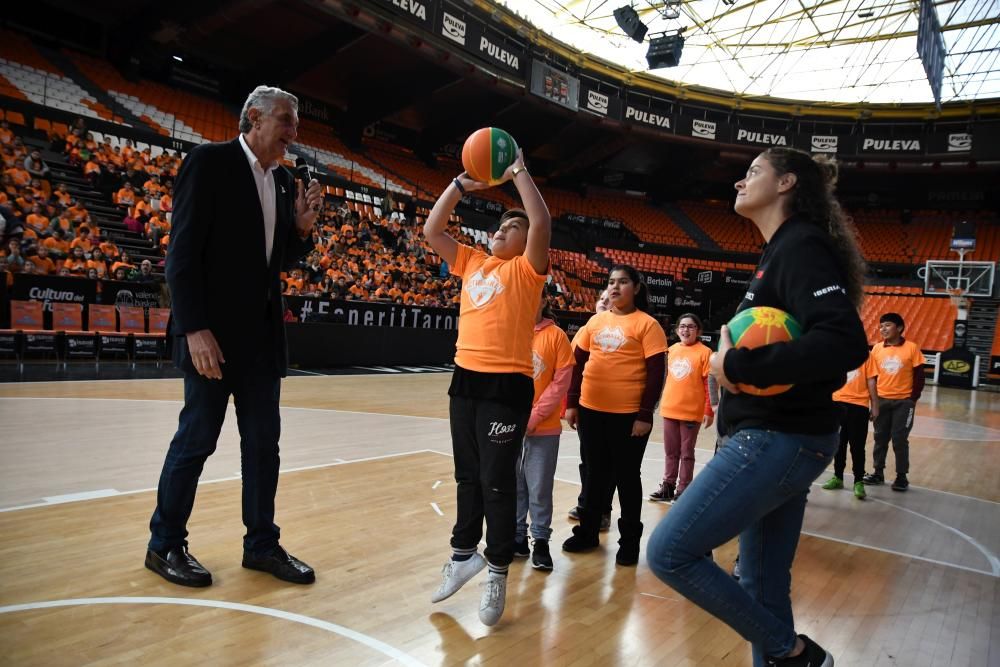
{"left": 242, "top": 545, "right": 315, "bottom": 584}
{"left": 145, "top": 547, "right": 212, "bottom": 587}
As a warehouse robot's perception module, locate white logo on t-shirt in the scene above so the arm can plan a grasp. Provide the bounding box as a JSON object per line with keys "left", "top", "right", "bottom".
{"left": 594, "top": 326, "right": 626, "bottom": 353}
{"left": 846, "top": 369, "right": 859, "bottom": 383}
{"left": 670, "top": 357, "right": 693, "bottom": 380}
{"left": 532, "top": 350, "right": 546, "bottom": 380}
{"left": 880, "top": 356, "right": 903, "bottom": 375}
{"left": 465, "top": 269, "right": 505, "bottom": 308}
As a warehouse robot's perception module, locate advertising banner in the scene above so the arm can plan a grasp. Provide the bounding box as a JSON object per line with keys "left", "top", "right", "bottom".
{"left": 12, "top": 274, "right": 96, "bottom": 311}
{"left": 285, "top": 296, "right": 459, "bottom": 330}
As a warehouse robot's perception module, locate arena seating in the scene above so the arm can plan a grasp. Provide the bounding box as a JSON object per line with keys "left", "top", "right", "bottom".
{"left": 597, "top": 247, "right": 756, "bottom": 277}
{"left": 861, "top": 293, "right": 957, "bottom": 351}
{"left": 678, "top": 201, "right": 760, "bottom": 252}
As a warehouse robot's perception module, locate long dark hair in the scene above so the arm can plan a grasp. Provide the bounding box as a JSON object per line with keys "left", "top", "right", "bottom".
{"left": 609, "top": 264, "right": 650, "bottom": 312}
{"left": 762, "top": 147, "right": 867, "bottom": 308}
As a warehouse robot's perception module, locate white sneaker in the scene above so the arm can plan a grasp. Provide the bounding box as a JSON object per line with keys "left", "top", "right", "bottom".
{"left": 430, "top": 553, "right": 486, "bottom": 603}
{"left": 478, "top": 570, "right": 507, "bottom": 626}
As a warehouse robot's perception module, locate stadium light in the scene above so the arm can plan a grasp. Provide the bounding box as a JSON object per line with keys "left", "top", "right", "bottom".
{"left": 646, "top": 31, "right": 685, "bottom": 69}
{"left": 614, "top": 5, "right": 648, "bottom": 43}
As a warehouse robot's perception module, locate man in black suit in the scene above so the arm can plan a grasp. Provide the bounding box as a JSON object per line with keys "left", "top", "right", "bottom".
{"left": 145, "top": 86, "right": 322, "bottom": 587}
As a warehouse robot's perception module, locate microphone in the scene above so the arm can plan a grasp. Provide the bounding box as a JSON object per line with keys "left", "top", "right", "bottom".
{"left": 294, "top": 157, "right": 320, "bottom": 212}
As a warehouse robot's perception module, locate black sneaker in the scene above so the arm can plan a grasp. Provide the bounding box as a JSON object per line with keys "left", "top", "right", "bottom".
{"left": 731, "top": 557, "right": 741, "bottom": 581}
{"left": 765, "top": 634, "right": 833, "bottom": 666}
{"left": 861, "top": 471, "right": 884, "bottom": 486}
{"left": 568, "top": 506, "right": 581, "bottom": 521}
{"left": 891, "top": 475, "right": 909, "bottom": 492}
{"left": 531, "top": 539, "right": 553, "bottom": 570}
{"left": 649, "top": 481, "right": 675, "bottom": 502}
{"left": 513, "top": 537, "right": 530, "bottom": 558}
{"left": 600, "top": 513, "right": 612, "bottom": 532}
{"left": 669, "top": 489, "right": 684, "bottom": 504}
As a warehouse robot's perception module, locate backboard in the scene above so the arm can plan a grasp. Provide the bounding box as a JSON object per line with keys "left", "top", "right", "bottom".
{"left": 923, "top": 260, "right": 995, "bottom": 297}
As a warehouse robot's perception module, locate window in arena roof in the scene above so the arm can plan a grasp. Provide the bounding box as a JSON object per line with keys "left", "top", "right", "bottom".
{"left": 496, "top": 0, "right": 1000, "bottom": 103}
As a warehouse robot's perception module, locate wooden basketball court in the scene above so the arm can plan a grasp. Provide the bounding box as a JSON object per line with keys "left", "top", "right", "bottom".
{"left": 0, "top": 373, "right": 997, "bottom": 666}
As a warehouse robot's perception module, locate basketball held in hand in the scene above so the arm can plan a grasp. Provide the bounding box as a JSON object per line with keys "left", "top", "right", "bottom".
{"left": 461, "top": 127, "right": 519, "bottom": 185}
{"left": 726, "top": 306, "right": 802, "bottom": 396}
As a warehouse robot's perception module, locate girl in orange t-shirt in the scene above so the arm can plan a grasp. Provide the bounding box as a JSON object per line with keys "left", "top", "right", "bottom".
{"left": 650, "top": 313, "right": 714, "bottom": 503}
{"left": 424, "top": 148, "right": 550, "bottom": 627}
{"left": 562, "top": 265, "right": 667, "bottom": 565}
{"left": 513, "top": 299, "right": 574, "bottom": 570}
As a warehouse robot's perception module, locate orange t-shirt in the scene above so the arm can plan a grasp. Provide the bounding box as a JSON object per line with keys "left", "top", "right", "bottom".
{"left": 577, "top": 310, "right": 668, "bottom": 413}
{"left": 531, "top": 321, "right": 575, "bottom": 431}
{"left": 659, "top": 341, "right": 713, "bottom": 422}
{"left": 871, "top": 340, "right": 925, "bottom": 400}
{"left": 832, "top": 352, "right": 878, "bottom": 407}
{"left": 32, "top": 256, "right": 57, "bottom": 275}
{"left": 451, "top": 243, "right": 547, "bottom": 376}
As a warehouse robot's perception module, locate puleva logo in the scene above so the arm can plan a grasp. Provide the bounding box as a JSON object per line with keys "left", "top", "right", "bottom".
{"left": 669, "top": 357, "right": 692, "bottom": 380}
{"left": 465, "top": 270, "right": 505, "bottom": 308}
{"left": 594, "top": 326, "right": 626, "bottom": 353}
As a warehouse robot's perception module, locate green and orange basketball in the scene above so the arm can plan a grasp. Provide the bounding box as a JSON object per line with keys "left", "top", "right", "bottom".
{"left": 461, "top": 127, "right": 519, "bottom": 185}
{"left": 726, "top": 306, "right": 802, "bottom": 396}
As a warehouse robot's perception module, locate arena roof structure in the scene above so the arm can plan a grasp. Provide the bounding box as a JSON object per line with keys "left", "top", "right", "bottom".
{"left": 496, "top": 0, "right": 1000, "bottom": 103}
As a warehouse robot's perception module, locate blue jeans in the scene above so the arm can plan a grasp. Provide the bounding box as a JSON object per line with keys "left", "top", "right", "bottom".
{"left": 516, "top": 434, "right": 560, "bottom": 541}
{"left": 646, "top": 428, "right": 837, "bottom": 666}
{"left": 149, "top": 367, "right": 282, "bottom": 556}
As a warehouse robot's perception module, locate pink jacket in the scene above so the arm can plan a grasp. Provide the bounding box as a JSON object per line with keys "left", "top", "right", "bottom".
{"left": 527, "top": 318, "right": 573, "bottom": 437}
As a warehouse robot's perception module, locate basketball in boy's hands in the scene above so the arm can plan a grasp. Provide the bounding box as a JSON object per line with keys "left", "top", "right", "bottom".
{"left": 462, "top": 127, "right": 519, "bottom": 185}
{"left": 726, "top": 306, "right": 802, "bottom": 396}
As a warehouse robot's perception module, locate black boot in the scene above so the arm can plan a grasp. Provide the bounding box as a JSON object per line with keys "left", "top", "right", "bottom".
{"left": 616, "top": 518, "right": 643, "bottom": 566}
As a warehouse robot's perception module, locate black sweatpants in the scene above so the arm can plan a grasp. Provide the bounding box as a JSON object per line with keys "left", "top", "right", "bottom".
{"left": 833, "top": 401, "right": 869, "bottom": 481}
{"left": 576, "top": 406, "right": 651, "bottom": 544}
{"left": 449, "top": 395, "right": 531, "bottom": 567}
{"left": 872, "top": 398, "right": 915, "bottom": 476}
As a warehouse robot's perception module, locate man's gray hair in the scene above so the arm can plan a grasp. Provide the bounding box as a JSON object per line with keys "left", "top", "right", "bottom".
{"left": 239, "top": 86, "right": 298, "bottom": 134}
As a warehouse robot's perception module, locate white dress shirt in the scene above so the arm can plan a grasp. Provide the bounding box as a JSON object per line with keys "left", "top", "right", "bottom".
{"left": 238, "top": 134, "right": 278, "bottom": 265}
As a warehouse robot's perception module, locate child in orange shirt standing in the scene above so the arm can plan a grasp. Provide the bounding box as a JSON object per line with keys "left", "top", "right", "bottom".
{"left": 864, "top": 312, "right": 925, "bottom": 491}
{"left": 562, "top": 265, "right": 668, "bottom": 566}
{"left": 424, "top": 149, "right": 550, "bottom": 626}
{"left": 649, "top": 313, "right": 714, "bottom": 504}
{"left": 822, "top": 351, "right": 879, "bottom": 499}
{"left": 514, "top": 299, "right": 574, "bottom": 571}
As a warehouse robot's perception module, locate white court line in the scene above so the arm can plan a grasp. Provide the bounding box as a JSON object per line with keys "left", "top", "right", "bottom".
{"left": 43, "top": 489, "right": 118, "bottom": 503}
{"left": 867, "top": 497, "right": 1000, "bottom": 577}
{"left": 799, "top": 530, "right": 995, "bottom": 578}
{"left": 432, "top": 480, "right": 441, "bottom": 490}
{"left": 0, "top": 597, "right": 426, "bottom": 667}
{"left": 430, "top": 502, "right": 443, "bottom": 516}
{"left": 639, "top": 592, "right": 681, "bottom": 602}
{"left": 289, "top": 368, "right": 325, "bottom": 376}
{"left": 0, "top": 450, "right": 436, "bottom": 513}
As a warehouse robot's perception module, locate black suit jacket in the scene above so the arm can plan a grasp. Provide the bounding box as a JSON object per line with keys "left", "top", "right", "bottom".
{"left": 166, "top": 138, "right": 312, "bottom": 377}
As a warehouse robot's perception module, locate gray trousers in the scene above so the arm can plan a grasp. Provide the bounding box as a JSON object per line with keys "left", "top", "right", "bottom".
{"left": 516, "top": 434, "right": 561, "bottom": 541}
{"left": 872, "top": 398, "right": 915, "bottom": 476}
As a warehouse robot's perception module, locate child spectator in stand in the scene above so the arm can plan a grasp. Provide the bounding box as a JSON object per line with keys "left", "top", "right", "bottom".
{"left": 863, "top": 312, "right": 925, "bottom": 492}
{"left": 513, "top": 299, "right": 574, "bottom": 571}
{"left": 649, "top": 313, "right": 714, "bottom": 504}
